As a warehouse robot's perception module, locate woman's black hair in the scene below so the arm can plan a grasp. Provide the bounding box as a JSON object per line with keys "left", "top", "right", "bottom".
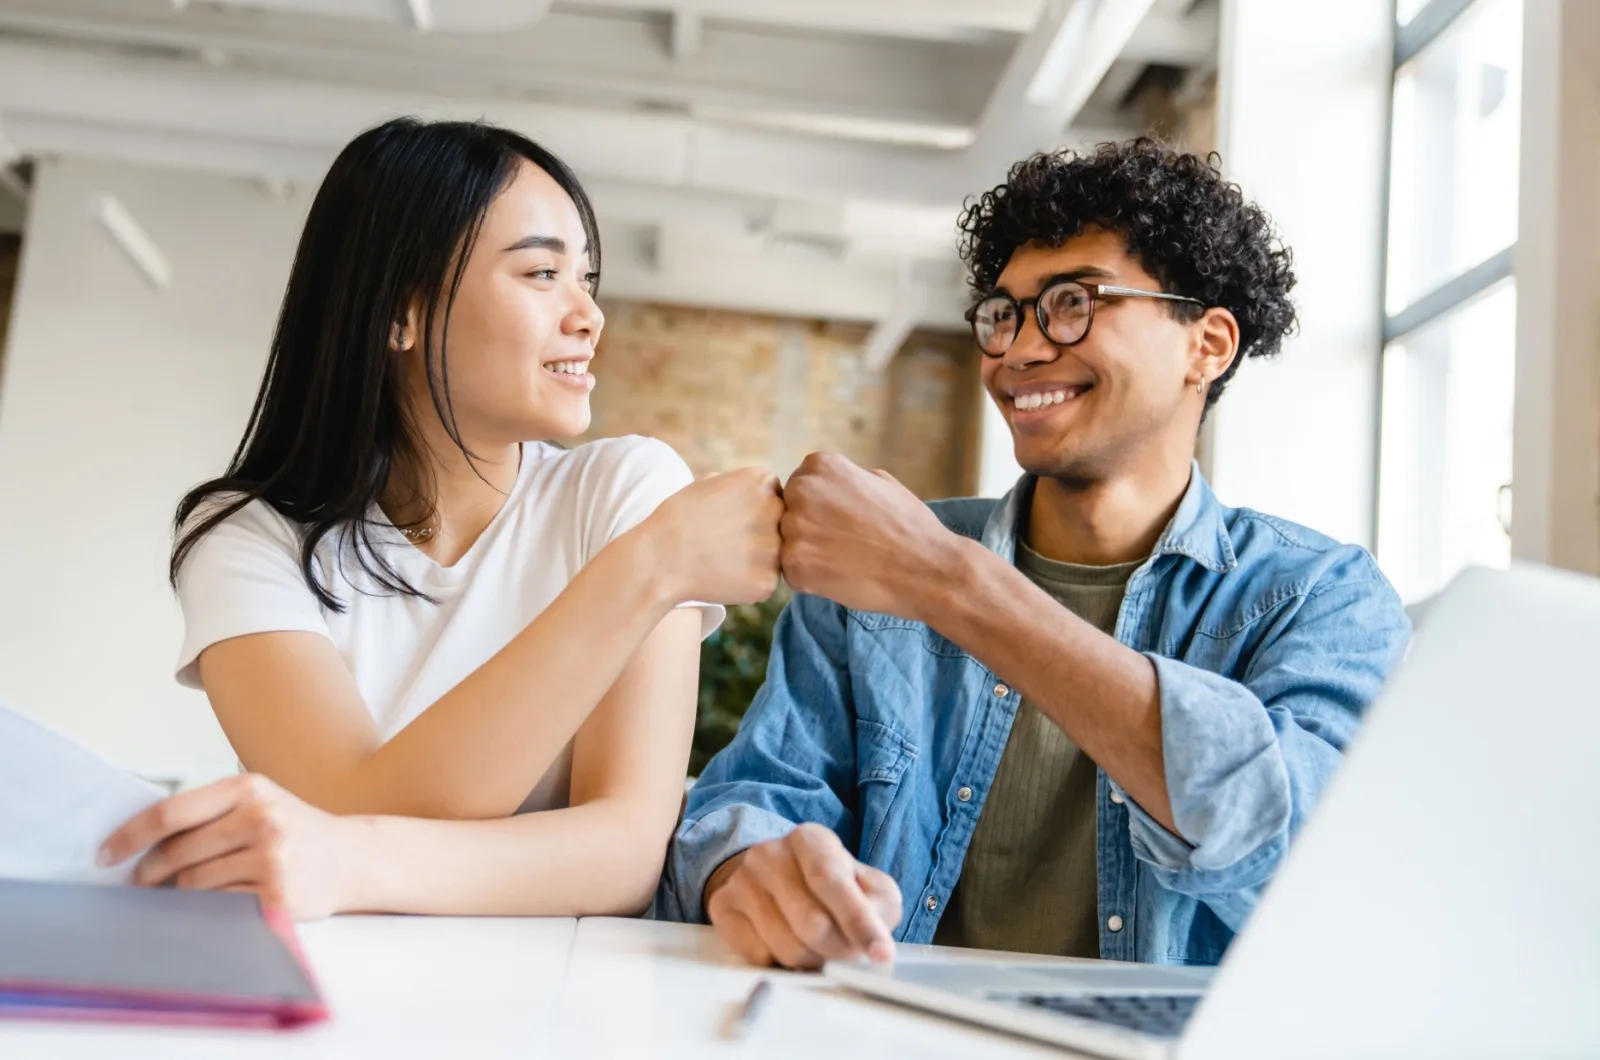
{"left": 170, "top": 117, "right": 601, "bottom": 610}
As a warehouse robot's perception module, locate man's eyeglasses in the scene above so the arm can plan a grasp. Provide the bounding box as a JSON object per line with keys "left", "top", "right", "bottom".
{"left": 966, "top": 279, "right": 1206, "bottom": 357}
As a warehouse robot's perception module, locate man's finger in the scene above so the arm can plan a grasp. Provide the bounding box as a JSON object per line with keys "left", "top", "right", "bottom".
{"left": 742, "top": 845, "right": 857, "bottom": 960}
{"left": 713, "top": 905, "right": 775, "bottom": 968}
{"left": 99, "top": 779, "right": 247, "bottom": 867}
{"left": 856, "top": 866, "right": 904, "bottom": 961}
{"left": 742, "top": 881, "right": 823, "bottom": 970}
{"left": 792, "top": 836, "right": 891, "bottom": 958}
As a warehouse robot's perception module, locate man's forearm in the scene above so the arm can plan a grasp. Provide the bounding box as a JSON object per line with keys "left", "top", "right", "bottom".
{"left": 912, "top": 537, "right": 1177, "bottom": 833}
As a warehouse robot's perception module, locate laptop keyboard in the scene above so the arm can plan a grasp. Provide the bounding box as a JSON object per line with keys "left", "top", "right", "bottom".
{"left": 1010, "top": 994, "right": 1201, "bottom": 1038}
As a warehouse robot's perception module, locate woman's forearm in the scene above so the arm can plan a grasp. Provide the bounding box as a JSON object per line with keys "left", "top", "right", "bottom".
{"left": 336, "top": 797, "right": 675, "bottom": 917}
{"left": 333, "top": 524, "right": 687, "bottom": 819}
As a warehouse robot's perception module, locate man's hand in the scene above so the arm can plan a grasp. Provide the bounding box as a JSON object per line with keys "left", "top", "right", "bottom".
{"left": 705, "top": 824, "right": 902, "bottom": 970}
{"left": 780, "top": 452, "right": 968, "bottom": 620}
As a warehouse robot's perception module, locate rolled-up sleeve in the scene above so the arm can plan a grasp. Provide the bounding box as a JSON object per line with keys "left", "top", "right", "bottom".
{"left": 1121, "top": 555, "right": 1410, "bottom": 929}
{"left": 654, "top": 592, "right": 861, "bottom": 924}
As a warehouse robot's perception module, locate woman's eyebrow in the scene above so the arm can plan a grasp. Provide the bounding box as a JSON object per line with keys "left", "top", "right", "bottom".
{"left": 503, "top": 234, "right": 567, "bottom": 254}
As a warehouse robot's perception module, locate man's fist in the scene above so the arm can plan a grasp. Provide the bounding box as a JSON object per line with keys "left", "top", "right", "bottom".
{"left": 780, "top": 452, "right": 965, "bottom": 620}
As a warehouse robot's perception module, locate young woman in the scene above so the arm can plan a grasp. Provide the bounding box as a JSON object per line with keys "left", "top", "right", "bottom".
{"left": 97, "top": 118, "right": 784, "bottom": 918}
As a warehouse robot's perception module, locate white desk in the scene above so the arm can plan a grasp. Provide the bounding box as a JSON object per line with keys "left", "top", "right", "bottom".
{"left": 0, "top": 916, "right": 1073, "bottom": 1059}
{"left": 548, "top": 918, "right": 1067, "bottom": 1059}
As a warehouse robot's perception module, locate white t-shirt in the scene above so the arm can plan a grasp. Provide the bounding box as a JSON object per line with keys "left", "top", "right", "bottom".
{"left": 174, "top": 435, "right": 722, "bottom": 813}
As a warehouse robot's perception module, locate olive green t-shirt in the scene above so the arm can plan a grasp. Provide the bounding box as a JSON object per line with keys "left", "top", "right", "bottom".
{"left": 932, "top": 541, "right": 1141, "bottom": 958}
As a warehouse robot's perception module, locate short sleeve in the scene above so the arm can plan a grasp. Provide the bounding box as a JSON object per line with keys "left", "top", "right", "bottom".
{"left": 173, "top": 501, "right": 333, "bottom": 688}
{"left": 579, "top": 436, "right": 725, "bottom": 638}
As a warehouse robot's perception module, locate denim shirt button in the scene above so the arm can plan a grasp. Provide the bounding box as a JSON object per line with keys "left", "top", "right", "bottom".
{"left": 925, "top": 896, "right": 939, "bottom": 912}
{"left": 1109, "top": 790, "right": 1125, "bottom": 805}
{"left": 1107, "top": 915, "right": 1124, "bottom": 932}
{"left": 957, "top": 786, "right": 974, "bottom": 803}
{"left": 993, "top": 683, "right": 1010, "bottom": 698}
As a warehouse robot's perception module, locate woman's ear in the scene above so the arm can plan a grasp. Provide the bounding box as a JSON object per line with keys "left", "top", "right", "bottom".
{"left": 389, "top": 301, "right": 420, "bottom": 353}
{"left": 1191, "top": 306, "right": 1241, "bottom": 394}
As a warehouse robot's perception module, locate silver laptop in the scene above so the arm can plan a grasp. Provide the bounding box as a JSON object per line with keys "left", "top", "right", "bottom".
{"left": 827, "top": 564, "right": 1600, "bottom": 1060}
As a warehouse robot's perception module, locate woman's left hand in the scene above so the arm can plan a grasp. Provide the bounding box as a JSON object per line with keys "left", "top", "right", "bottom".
{"left": 99, "top": 773, "right": 359, "bottom": 920}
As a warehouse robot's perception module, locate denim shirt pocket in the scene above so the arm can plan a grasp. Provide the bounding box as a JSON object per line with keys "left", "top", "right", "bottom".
{"left": 855, "top": 717, "right": 917, "bottom": 864}
{"left": 847, "top": 609, "right": 968, "bottom": 659}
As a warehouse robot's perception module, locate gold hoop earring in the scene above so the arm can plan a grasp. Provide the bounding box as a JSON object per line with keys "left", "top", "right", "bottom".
{"left": 1195, "top": 377, "right": 1205, "bottom": 395}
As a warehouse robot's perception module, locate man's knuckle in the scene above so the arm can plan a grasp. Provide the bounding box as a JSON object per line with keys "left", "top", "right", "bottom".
{"left": 815, "top": 863, "right": 854, "bottom": 892}
{"left": 795, "top": 910, "right": 833, "bottom": 945}
{"left": 774, "top": 940, "right": 811, "bottom": 969}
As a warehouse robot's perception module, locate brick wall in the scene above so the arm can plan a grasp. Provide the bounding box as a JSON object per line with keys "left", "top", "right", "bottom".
{"left": 583, "top": 300, "right": 982, "bottom": 499}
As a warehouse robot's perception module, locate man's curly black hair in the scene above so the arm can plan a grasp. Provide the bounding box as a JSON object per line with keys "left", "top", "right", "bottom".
{"left": 956, "top": 138, "right": 1297, "bottom": 409}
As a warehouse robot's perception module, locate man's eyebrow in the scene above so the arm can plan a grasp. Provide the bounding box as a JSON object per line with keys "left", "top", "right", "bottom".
{"left": 993, "top": 265, "right": 1115, "bottom": 297}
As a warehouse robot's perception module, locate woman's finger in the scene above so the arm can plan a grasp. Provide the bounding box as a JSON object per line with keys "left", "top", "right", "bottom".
{"left": 173, "top": 846, "right": 263, "bottom": 893}
{"left": 99, "top": 776, "right": 254, "bottom": 867}
{"left": 133, "top": 805, "right": 263, "bottom": 886}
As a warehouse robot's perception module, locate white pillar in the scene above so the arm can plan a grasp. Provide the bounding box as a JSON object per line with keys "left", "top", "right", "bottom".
{"left": 1207, "top": 0, "right": 1393, "bottom": 547}
{"left": 1511, "top": 0, "right": 1600, "bottom": 576}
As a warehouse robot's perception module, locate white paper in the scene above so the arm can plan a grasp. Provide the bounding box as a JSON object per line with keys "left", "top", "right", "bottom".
{"left": 0, "top": 701, "right": 167, "bottom": 884}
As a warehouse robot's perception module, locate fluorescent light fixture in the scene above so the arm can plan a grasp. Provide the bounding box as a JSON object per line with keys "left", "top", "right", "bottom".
{"left": 93, "top": 194, "right": 172, "bottom": 290}
{"left": 1025, "top": 0, "right": 1099, "bottom": 106}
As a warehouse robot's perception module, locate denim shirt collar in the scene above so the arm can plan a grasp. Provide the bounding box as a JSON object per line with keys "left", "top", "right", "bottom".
{"left": 979, "top": 461, "right": 1239, "bottom": 575}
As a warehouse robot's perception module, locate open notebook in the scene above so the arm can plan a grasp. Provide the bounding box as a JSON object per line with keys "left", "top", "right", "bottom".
{"left": 0, "top": 703, "right": 327, "bottom": 1028}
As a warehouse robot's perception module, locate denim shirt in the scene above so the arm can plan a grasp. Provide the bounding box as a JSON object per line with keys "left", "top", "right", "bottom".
{"left": 656, "top": 467, "right": 1410, "bottom": 966}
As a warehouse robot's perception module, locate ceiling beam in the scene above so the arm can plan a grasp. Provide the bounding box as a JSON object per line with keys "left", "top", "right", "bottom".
{"left": 862, "top": 275, "right": 928, "bottom": 370}
{"left": 0, "top": 39, "right": 962, "bottom": 199}
{"left": 963, "top": 0, "right": 1158, "bottom": 189}
{"left": 0, "top": 4, "right": 1005, "bottom": 135}
{"left": 402, "top": 0, "right": 433, "bottom": 32}
{"left": 560, "top": 0, "right": 1046, "bottom": 40}
{"left": 612, "top": 224, "right": 970, "bottom": 327}
{"left": 670, "top": 7, "right": 702, "bottom": 60}
{"left": 1119, "top": 1, "right": 1218, "bottom": 67}
{"left": 179, "top": 0, "right": 553, "bottom": 31}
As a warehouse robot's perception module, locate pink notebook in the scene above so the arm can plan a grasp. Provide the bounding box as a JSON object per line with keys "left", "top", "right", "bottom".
{"left": 0, "top": 878, "right": 328, "bottom": 1029}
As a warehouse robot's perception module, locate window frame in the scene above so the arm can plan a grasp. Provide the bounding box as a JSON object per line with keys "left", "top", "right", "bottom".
{"left": 1374, "top": 0, "right": 1520, "bottom": 550}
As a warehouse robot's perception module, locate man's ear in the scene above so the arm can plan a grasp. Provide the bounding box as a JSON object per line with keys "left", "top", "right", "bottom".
{"left": 1192, "top": 307, "right": 1241, "bottom": 392}
{"left": 389, "top": 300, "right": 421, "bottom": 353}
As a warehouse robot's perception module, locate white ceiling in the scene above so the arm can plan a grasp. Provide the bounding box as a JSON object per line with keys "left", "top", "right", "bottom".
{"left": 0, "top": 0, "right": 1217, "bottom": 334}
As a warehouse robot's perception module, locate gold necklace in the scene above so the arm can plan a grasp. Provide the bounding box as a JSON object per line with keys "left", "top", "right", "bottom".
{"left": 399, "top": 524, "right": 435, "bottom": 543}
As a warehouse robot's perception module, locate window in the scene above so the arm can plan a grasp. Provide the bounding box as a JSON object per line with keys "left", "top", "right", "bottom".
{"left": 1377, "top": 0, "right": 1523, "bottom": 603}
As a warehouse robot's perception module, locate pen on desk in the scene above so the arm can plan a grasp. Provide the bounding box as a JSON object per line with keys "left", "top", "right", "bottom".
{"left": 728, "top": 978, "right": 772, "bottom": 1039}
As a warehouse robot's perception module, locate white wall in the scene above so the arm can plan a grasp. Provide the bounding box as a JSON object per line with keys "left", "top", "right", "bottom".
{"left": 1512, "top": 0, "right": 1600, "bottom": 577}
{"left": 975, "top": 387, "right": 1024, "bottom": 498}
{"left": 0, "top": 155, "right": 303, "bottom": 783}
{"left": 1208, "top": 0, "right": 1392, "bottom": 549}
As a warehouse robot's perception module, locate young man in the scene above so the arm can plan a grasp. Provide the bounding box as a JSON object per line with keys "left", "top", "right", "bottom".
{"left": 656, "top": 139, "right": 1410, "bottom": 969}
